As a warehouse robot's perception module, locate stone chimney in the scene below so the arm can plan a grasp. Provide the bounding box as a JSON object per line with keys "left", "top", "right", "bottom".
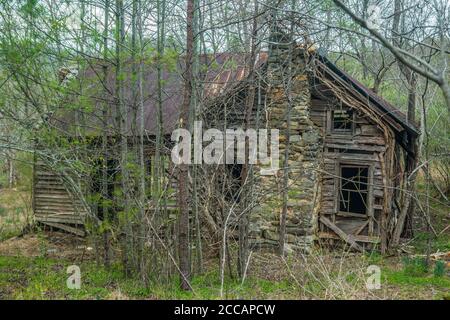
{"left": 250, "top": 23, "right": 322, "bottom": 253}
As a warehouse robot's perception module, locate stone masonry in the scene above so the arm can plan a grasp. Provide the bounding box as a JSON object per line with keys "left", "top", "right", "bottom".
{"left": 250, "top": 36, "right": 322, "bottom": 253}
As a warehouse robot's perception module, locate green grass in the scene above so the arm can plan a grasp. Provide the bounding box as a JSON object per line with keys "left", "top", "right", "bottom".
{"left": 361, "top": 252, "right": 450, "bottom": 299}
{"left": 0, "top": 252, "right": 448, "bottom": 300}
{"left": 0, "top": 256, "right": 149, "bottom": 299}
{"left": 411, "top": 232, "right": 450, "bottom": 253}
{"left": 434, "top": 261, "right": 447, "bottom": 277}
{"left": 149, "top": 269, "right": 295, "bottom": 299}
{"left": 385, "top": 269, "right": 450, "bottom": 288}
{"left": 401, "top": 257, "right": 429, "bottom": 277}
{"left": 0, "top": 255, "right": 298, "bottom": 300}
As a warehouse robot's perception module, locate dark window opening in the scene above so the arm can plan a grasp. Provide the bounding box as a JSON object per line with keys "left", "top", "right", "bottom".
{"left": 225, "top": 164, "right": 243, "bottom": 203}
{"left": 332, "top": 109, "right": 354, "bottom": 132}
{"left": 339, "top": 166, "right": 368, "bottom": 215}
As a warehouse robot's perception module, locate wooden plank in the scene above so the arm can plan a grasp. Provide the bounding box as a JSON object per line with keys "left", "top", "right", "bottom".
{"left": 35, "top": 210, "right": 85, "bottom": 217}
{"left": 318, "top": 232, "right": 380, "bottom": 244}
{"left": 368, "top": 163, "right": 375, "bottom": 236}
{"left": 32, "top": 151, "right": 37, "bottom": 217}
{"left": 34, "top": 202, "right": 78, "bottom": 208}
{"left": 40, "top": 221, "right": 85, "bottom": 237}
{"left": 35, "top": 201, "right": 85, "bottom": 207}
{"left": 360, "top": 124, "right": 380, "bottom": 135}
{"left": 35, "top": 186, "right": 69, "bottom": 192}
{"left": 325, "top": 136, "right": 385, "bottom": 146}
{"left": 35, "top": 210, "right": 84, "bottom": 215}
{"left": 319, "top": 216, "right": 364, "bottom": 252}
{"left": 324, "top": 143, "right": 385, "bottom": 153}
{"left": 34, "top": 194, "right": 75, "bottom": 200}
{"left": 355, "top": 220, "right": 369, "bottom": 235}
{"left": 324, "top": 152, "right": 379, "bottom": 162}
{"left": 36, "top": 215, "right": 84, "bottom": 225}
{"left": 35, "top": 212, "right": 85, "bottom": 218}
{"left": 34, "top": 161, "right": 90, "bottom": 233}
{"left": 336, "top": 212, "right": 367, "bottom": 218}
{"left": 35, "top": 205, "right": 83, "bottom": 212}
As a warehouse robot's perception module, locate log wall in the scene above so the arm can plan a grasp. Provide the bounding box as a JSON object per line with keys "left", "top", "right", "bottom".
{"left": 310, "top": 86, "right": 387, "bottom": 244}
{"left": 33, "top": 161, "right": 86, "bottom": 235}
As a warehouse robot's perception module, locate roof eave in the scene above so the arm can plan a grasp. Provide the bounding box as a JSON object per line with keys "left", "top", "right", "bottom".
{"left": 314, "top": 53, "right": 420, "bottom": 137}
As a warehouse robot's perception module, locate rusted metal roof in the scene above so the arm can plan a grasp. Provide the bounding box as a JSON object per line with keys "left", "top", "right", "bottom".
{"left": 51, "top": 52, "right": 267, "bottom": 135}
{"left": 51, "top": 50, "right": 418, "bottom": 139}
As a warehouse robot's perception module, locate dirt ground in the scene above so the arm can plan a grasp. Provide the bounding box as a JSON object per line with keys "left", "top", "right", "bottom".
{"left": 0, "top": 231, "right": 95, "bottom": 261}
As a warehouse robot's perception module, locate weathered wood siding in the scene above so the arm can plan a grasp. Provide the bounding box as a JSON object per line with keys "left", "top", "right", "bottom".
{"left": 311, "top": 85, "right": 386, "bottom": 243}
{"left": 33, "top": 161, "right": 86, "bottom": 227}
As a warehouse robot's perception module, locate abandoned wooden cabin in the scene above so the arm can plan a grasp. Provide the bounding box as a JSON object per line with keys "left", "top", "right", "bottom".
{"left": 33, "top": 36, "right": 419, "bottom": 251}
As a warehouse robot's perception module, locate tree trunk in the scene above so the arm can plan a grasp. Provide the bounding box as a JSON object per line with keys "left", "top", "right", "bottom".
{"left": 102, "top": 0, "right": 111, "bottom": 268}
{"left": 136, "top": 0, "right": 147, "bottom": 278}
{"left": 390, "top": 0, "right": 418, "bottom": 248}
{"left": 115, "top": 0, "right": 131, "bottom": 276}
{"left": 154, "top": 0, "right": 166, "bottom": 214}
{"left": 238, "top": 1, "right": 259, "bottom": 277}
{"left": 7, "top": 154, "right": 15, "bottom": 189}
{"left": 178, "top": 0, "right": 195, "bottom": 291}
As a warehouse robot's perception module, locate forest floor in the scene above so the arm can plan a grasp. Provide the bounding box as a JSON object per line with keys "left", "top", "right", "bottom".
{"left": 0, "top": 187, "right": 449, "bottom": 300}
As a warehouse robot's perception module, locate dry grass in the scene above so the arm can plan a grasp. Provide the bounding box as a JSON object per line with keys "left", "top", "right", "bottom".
{"left": 0, "top": 186, "right": 447, "bottom": 300}
{"left": 248, "top": 250, "right": 375, "bottom": 299}
{"left": 0, "top": 188, "right": 31, "bottom": 238}
{"left": 0, "top": 231, "right": 94, "bottom": 261}
{"left": 0, "top": 233, "right": 448, "bottom": 299}
{"left": 247, "top": 248, "right": 448, "bottom": 300}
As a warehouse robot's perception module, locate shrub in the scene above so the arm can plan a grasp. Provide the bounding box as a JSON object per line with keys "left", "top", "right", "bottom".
{"left": 402, "top": 257, "right": 428, "bottom": 276}
{"left": 433, "top": 261, "right": 446, "bottom": 278}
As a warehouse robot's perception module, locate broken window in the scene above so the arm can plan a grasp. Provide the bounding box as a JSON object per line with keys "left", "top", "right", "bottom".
{"left": 339, "top": 166, "right": 368, "bottom": 215}
{"left": 332, "top": 109, "right": 354, "bottom": 133}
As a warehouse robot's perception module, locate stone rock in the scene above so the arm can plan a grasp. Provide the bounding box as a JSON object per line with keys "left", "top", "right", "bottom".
{"left": 262, "top": 229, "right": 278, "bottom": 241}
{"left": 248, "top": 45, "right": 322, "bottom": 254}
